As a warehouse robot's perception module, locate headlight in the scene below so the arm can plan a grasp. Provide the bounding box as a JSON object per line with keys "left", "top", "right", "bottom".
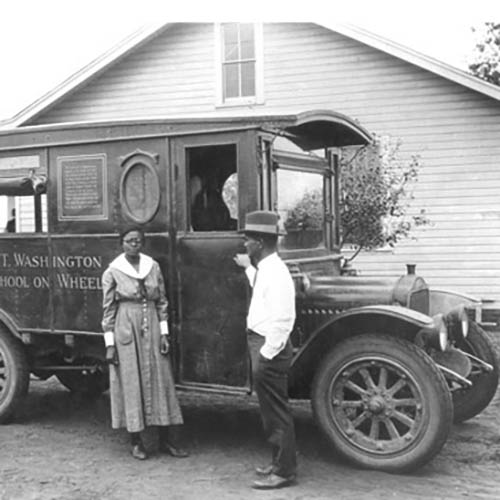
{"left": 433, "top": 313, "right": 449, "bottom": 351}
{"left": 416, "top": 313, "right": 448, "bottom": 352}
{"left": 444, "top": 304, "right": 469, "bottom": 342}
{"left": 462, "top": 315, "right": 469, "bottom": 339}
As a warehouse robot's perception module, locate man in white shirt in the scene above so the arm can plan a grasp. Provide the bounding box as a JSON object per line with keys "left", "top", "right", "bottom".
{"left": 234, "top": 210, "right": 297, "bottom": 490}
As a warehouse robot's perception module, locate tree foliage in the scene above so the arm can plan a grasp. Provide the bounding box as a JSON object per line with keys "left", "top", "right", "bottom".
{"left": 280, "top": 135, "right": 429, "bottom": 260}
{"left": 284, "top": 189, "right": 323, "bottom": 231}
{"left": 340, "top": 136, "right": 429, "bottom": 262}
{"left": 468, "top": 22, "right": 500, "bottom": 86}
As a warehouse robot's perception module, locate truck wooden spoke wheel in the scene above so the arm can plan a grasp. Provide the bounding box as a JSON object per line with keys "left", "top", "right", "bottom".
{"left": 312, "top": 334, "right": 453, "bottom": 473}
{"left": 0, "top": 330, "right": 29, "bottom": 423}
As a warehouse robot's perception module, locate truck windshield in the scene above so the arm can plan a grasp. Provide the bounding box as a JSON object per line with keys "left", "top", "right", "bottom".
{"left": 276, "top": 166, "right": 326, "bottom": 251}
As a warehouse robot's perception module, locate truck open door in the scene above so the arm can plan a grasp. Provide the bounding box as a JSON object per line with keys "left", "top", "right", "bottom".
{"left": 171, "top": 130, "right": 257, "bottom": 392}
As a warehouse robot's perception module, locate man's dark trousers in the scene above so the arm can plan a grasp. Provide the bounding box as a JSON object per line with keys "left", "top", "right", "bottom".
{"left": 254, "top": 339, "right": 296, "bottom": 478}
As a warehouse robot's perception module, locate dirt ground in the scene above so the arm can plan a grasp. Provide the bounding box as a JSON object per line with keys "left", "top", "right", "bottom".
{"left": 2, "top": 348, "right": 500, "bottom": 500}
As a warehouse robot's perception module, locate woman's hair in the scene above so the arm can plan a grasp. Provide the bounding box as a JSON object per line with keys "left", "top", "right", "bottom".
{"left": 119, "top": 226, "right": 146, "bottom": 244}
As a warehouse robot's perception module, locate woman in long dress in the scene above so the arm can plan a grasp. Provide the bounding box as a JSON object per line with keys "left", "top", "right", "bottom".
{"left": 102, "top": 227, "right": 188, "bottom": 460}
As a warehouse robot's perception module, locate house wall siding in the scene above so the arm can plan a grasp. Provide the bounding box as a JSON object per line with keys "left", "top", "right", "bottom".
{"left": 30, "top": 22, "right": 500, "bottom": 300}
{"left": 35, "top": 24, "right": 218, "bottom": 122}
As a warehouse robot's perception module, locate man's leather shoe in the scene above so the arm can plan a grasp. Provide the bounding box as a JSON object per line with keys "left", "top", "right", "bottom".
{"left": 131, "top": 443, "right": 147, "bottom": 460}
{"left": 160, "top": 441, "right": 189, "bottom": 458}
{"left": 251, "top": 473, "right": 296, "bottom": 489}
{"left": 255, "top": 464, "right": 274, "bottom": 476}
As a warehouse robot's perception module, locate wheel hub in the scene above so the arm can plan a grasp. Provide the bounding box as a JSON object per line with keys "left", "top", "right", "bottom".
{"left": 367, "top": 395, "right": 386, "bottom": 414}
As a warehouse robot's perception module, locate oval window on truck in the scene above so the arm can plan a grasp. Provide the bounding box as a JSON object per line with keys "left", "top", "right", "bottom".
{"left": 119, "top": 149, "right": 161, "bottom": 224}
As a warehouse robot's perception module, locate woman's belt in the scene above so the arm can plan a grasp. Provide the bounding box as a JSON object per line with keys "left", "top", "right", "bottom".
{"left": 117, "top": 297, "right": 155, "bottom": 304}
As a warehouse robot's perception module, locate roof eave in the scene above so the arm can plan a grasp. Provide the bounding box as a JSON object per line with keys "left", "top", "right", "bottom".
{"left": 4, "top": 21, "right": 171, "bottom": 129}
{"left": 323, "top": 22, "right": 500, "bottom": 102}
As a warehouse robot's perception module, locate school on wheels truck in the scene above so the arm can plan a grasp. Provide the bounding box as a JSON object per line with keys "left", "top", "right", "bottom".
{"left": 0, "top": 110, "right": 497, "bottom": 472}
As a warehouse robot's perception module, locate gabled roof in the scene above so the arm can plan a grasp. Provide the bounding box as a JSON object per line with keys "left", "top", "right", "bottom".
{"left": 4, "top": 21, "right": 500, "bottom": 129}
{"left": 327, "top": 23, "right": 500, "bottom": 101}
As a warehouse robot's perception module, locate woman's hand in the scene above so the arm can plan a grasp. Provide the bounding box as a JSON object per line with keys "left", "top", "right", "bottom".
{"left": 105, "top": 345, "right": 119, "bottom": 365}
{"left": 160, "top": 335, "right": 170, "bottom": 355}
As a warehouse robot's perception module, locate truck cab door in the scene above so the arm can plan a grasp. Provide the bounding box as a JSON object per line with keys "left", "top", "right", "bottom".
{"left": 171, "top": 130, "right": 257, "bottom": 391}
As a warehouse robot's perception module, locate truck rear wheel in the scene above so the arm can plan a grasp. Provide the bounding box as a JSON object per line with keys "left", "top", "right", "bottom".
{"left": 312, "top": 334, "right": 453, "bottom": 473}
{"left": 452, "top": 322, "right": 499, "bottom": 423}
{"left": 0, "top": 329, "right": 29, "bottom": 423}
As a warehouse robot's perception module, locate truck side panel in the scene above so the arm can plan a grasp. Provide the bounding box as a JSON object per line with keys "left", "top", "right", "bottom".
{"left": 50, "top": 235, "right": 118, "bottom": 333}
{"left": 0, "top": 237, "right": 51, "bottom": 331}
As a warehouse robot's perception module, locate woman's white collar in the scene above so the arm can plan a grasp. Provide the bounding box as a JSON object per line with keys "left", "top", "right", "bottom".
{"left": 109, "top": 253, "right": 154, "bottom": 279}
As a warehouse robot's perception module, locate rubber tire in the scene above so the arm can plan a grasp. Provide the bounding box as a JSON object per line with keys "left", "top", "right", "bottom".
{"left": 452, "top": 322, "right": 499, "bottom": 423}
{"left": 56, "top": 365, "right": 109, "bottom": 396}
{"left": 0, "top": 329, "right": 30, "bottom": 424}
{"left": 312, "top": 334, "right": 453, "bottom": 473}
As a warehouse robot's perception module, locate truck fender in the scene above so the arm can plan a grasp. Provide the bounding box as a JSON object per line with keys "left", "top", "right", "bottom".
{"left": 0, "top": 310, "right": 21, "bottom": 341}
{"left": 428, "top": 288, "right": 481, "bottom": 319}
{"left": 289, "top": 305, "right": 435, "bottom": 398}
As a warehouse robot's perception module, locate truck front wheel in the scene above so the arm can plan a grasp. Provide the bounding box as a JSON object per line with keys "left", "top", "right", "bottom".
{"left": 0, "top": 329, "right": 29, "bottom": 423}
{"left": 452, "top": 322, "right": 499, "bottom": 423}
{"left": 312, "top": 334, "right": 453, "bottom": 473}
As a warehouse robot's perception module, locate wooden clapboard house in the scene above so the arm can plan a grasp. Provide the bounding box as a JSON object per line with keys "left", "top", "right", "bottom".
{"left": 3, "top": 22, "right": 500, "bottom": 313}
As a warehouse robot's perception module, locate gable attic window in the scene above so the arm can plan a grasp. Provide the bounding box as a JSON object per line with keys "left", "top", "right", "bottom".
{"left": 215, "top": 23, "right": 263, "bottom": 106}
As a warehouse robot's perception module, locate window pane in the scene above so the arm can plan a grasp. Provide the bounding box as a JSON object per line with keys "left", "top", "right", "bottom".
{"left": 11, "top": 194, "right": 48, "bottom": 233}
{"left": 240, "top": 40, "right": 254, "bottom": 60}
{"left": 220, "top": 23, "right": 257, "bottom": 102}
{"left": 239, "top": 23, "right": 254, "bottom": 40}
{"left": 224, "top": 42, "right": 239, "bottom": 62}
{"left": 223, "top": 64, "right": 239, "bottom": 98}
{"left": 240, "top": 62, "right": 255, "bottom": 96}
{"left": 239, "top": 23, "right": 255, "bottom": 58}
{"left": 223, "top": 24, "right": 239, "bottom": 61}
{"left": 277, "top": 170, "right": 325, "bottom": 250}
{"left": 222, "top": 23, "right": 238, "bottom": 44}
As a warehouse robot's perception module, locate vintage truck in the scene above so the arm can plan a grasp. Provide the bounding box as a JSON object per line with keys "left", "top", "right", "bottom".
{"left": 0, "top": 110, "right": 497, "bottom": 472}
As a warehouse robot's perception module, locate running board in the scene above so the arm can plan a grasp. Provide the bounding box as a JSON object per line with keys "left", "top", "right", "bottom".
{"left": 176, "top": 382, "right": 251, "bottom": 396}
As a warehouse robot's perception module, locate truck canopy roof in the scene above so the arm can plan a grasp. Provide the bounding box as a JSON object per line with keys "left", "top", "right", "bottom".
{"left": 0, "top": 109, "right": 372, "bottom": 153}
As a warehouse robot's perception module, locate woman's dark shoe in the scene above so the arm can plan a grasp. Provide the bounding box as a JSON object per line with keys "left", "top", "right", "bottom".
{"left": 131, "top": 443, "right": 148, "bottom": 460}
{"left": 159, "top": 441, "right": 189, "bottom": 458}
